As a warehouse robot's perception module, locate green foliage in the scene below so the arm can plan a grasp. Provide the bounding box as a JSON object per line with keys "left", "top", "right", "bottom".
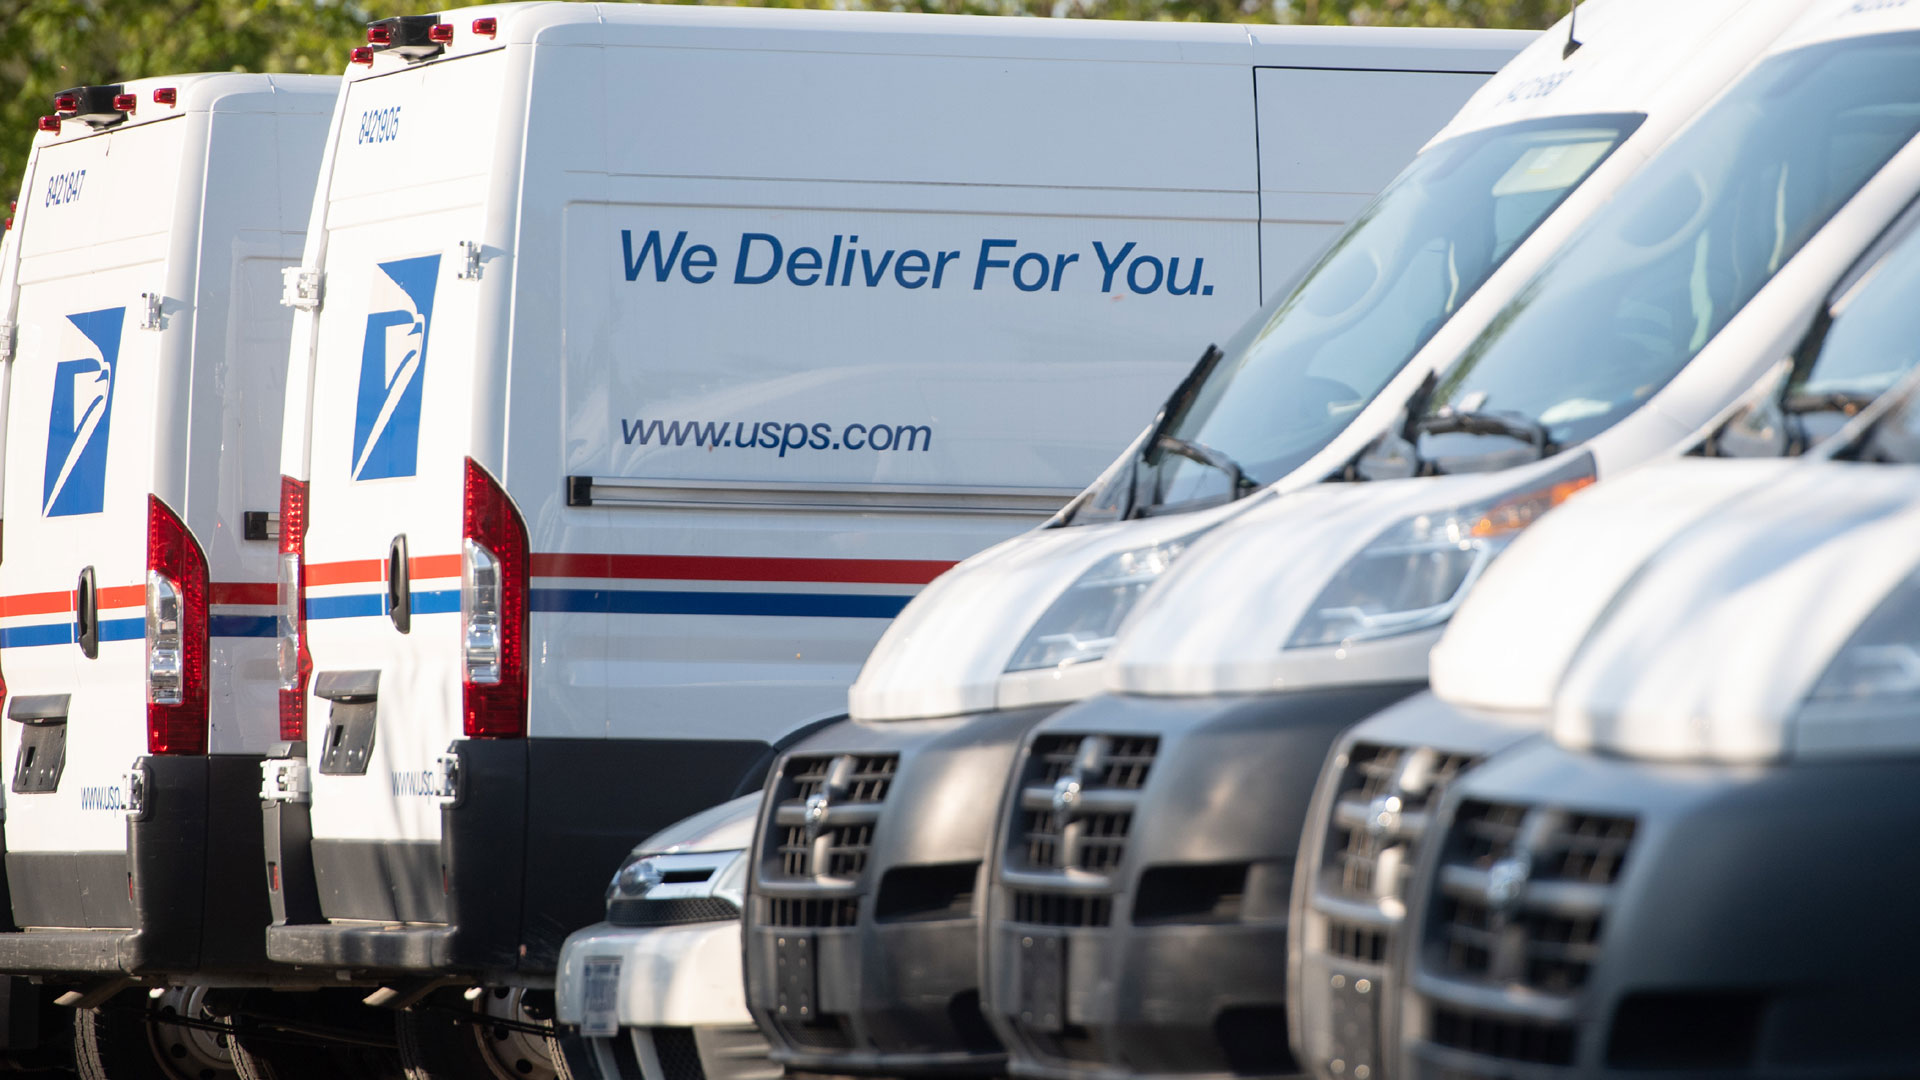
{"left": 0, "top": 0, "right": 1560, "bottom": 207}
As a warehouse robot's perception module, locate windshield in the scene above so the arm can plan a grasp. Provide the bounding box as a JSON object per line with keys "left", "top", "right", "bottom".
{"left": 1121, "top": 114, "right": 1638, "bottom": 514}
{"left": 1798, "top": 214, "right": 1920, "bottom": 403}
{"left": 1419, "top": 33, "right": 1920, "bottom": 468}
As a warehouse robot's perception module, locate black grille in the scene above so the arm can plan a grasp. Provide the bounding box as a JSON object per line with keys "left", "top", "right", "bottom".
{"left": 1430, "top": 1006, "right": 1576, "bottom": 1066}
{"left": 1009, "top": 889, "right": 1111, "bottom": 928}
{"left": 1012, "top": 734, "right": 1157, "bottom": 874}
{"left": 652, "top": 1027, "right": 708, "bottom": 1080}
{"left": 607, "top": 896, "right": 739, "bottom": 927}
{"left": 764, "top": 896, "right": 859, "bottom": 928}
{"left": 1433, "top": 800, "right": 1636, "bottom": 998}
{"left": 1327, "top": 744, "right": 1478, "bottom": 905}
{"left": 1325, "top": 919, "right": 1387, "bottom": 963}
{"left": 770, "top": 753, "right": 898, "bottom": 880}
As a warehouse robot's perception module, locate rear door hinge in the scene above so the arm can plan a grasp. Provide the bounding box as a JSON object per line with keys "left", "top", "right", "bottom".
{"left": 455, "top": 240, "right": 483, "bottom": 281}
{"left": 138, "top": 292, "right": 164, "bottom": 331}
{"left": 0, "top": 321, "right": 13, "bottom": 363}
{"left": 281, "top": 266, "right": 323, "bottom": 310}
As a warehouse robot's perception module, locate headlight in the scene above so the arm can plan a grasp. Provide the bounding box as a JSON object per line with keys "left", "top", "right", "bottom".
{"left": 1802, "top": 568, "right": 1920, "bottom": 710}
{"left": 604, "top": 849, "right": 750, "bottom": 913}
{"left": 606, "top": 852, "right": 661, "bottom": 900}
{"left": 1005, "top": 533, "right": 1201, "bottom": 672}
{"left": 1287, "top": 454, "right": 1595, "bottom": 649}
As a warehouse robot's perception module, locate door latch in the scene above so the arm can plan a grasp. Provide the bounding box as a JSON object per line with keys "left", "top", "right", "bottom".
{"left": 281, "top": 266, "right": 323, "bottom": 310}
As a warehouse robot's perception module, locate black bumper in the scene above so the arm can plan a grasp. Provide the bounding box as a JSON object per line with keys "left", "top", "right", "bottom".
{"left": 1401, "top": 741, "right": 1920, "bottom": 1079}
{"left": 743, "top": 706, "right": 1059, "bottom": 1077}
{"left": 0, "top": 754, "right": 270, "bottom": 980}
{"left": 985, "top": 684, "right": 1424, "bottom": 1080}
{"left": 265, "top": 736, "right": 772, "bottom": 981}
{"left": 1288, "top": 692, "right": 1540, "bottom": 1080}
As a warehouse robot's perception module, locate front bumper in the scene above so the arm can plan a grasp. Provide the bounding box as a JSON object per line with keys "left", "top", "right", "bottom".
{"left": 264, "top": 736, "right": 772, "bottom": 982}
{"left": 558, "top": 919, "right": 750, "bottom": 1030}
{"left": 743, "top": 705, "right": 1060, "bottom": 1077}
{"left": 1288, "top": 693, "right": 1541, "bottom": 1080}
{"left": 1401, "top": 741, "right": 1920, "bottom": 1079}
{"left": 0, "top": 754, "right": 271, "bottom": 981}
{"left": 984, "top": 684, "right": 1424, "bottom": 1080}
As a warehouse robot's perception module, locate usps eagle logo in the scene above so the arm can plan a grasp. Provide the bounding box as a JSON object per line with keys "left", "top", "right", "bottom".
{"left": 42, "top": 307, "right": 125, "bottom": 517}
{"left": 351, "top": 254, "right": 440, "bottom": 481}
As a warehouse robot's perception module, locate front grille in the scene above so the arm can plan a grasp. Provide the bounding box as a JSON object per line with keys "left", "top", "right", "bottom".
{"left": 764, "top": 896, "right": 859, "bottom": 928}
{"left": 1009, "top": 889, "right": 1111, "bottom": 928}
{"left": 767, "top": 753, "right": 899, "bottom": 881}
{"left": 1326, "top": 920, "right": 1387, "bottom": 963}
{"left": 1010, "top": 733, "right": 1158, "bottom": 875}
{"left": 651, "top": 1027, "right": 708, "bottom": 1080}
{"left": 1432, "top": 800, "right": 1635, "bottom": 999}
{"left": 1326, "top": 743, "right": 1479, "bottom": 906}
{"left": 607, "top": 896, "right": 739, "bottom": 927}
{"left": 1430, "top": 1006, "right": 1576, "bottom": 1066}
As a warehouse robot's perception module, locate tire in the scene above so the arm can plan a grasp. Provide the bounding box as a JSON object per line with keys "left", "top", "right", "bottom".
{"left": 75, "top": 988, "right": 237, "bottom": 1080}
{"left": 227, "top": 990, "right": 405, "bottom": 1080}
{"left": 398, "top": 987, "right": 573, "bottom": 1080}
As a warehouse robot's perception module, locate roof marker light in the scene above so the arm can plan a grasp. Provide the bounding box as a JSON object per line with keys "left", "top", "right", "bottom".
{"left": 351, "top": 46, "right": 375, "bottom": 66}
{"left": 367, "top": 24, "right": 394, "bottom": 44}
{"left": 112, "top": 94, "right": 136, "bottom": 114}
{"left": 53, "top": 93, "right": 78, "bottom": 114}
{"left": 37, "top": 116, "right": 59, "bottom": 134}
{"left": 472, "top": 17, "right": 497, "bottom": 36}
{"left": 428, "top": 23, "right": 453, "bottom": 43}
{"left": 153, "top": 87, "right": 176, "bottom": 106}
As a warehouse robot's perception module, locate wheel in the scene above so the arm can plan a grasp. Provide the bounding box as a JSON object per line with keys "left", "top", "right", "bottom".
{"left": 227, "top": 990, "right": 405, "bottom": 1080}
{"left": 75, "top": 988, "right": 237, "bottom": 1080}
{"left": 398, "top": 987, "right": 573, "bottom": 1080}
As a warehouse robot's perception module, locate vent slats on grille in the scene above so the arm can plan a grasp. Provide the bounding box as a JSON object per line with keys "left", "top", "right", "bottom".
{"left": 1434, "top": 800, "right": 1636, "bottom": 1002}
{"left": 1430, "top": 1006, "right": 1575, "bottom": 1066}
{"left": 1012, "top": 734, "right": 1155, "bottom": 875}
{"left": 770, "top": 753, "right": 899, "bottom": 880}
{"left": 764, "top": 896, "right": 859, "bottom": 928}
{"left": 1010, "top": 889, "right": 1111, "bottom": 928}
{"left": 607, "top": 897, "right": 739, "bottom": 928}
{"left": 1326, "top": 745, "right": 1479, "bottom": 906}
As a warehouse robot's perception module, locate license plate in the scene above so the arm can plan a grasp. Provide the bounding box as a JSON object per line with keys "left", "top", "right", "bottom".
{"left": 1017, "top": 933, "right": 1067, "bottom": 1033}
{"left": 580, "top": 956, "right": 621, "bottom": 1038}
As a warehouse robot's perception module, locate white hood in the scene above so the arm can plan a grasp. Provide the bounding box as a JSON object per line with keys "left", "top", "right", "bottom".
{"left": 847, "top": 498, "right": 1250, "bottom": 720}
{"left": 1555, "top": 463, "right": 1920, "bottom": 763}
{"left": 633, "top": 793, "right": 760, "bottom": 855}
{"left": 1429, "top": 457, "right": 1797, "bottom": 712}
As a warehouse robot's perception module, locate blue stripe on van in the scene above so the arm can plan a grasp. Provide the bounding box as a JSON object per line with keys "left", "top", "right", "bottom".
{"left": 306, "top": 590, "right": 460, "bottom": 621}
{"left": 529, "top": 588, "right": 909, "bottom": 620}
{"left": 0, "top": 617, "right": 143, "bottom": 649}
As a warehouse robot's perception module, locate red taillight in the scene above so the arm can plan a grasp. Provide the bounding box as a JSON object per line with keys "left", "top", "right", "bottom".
{"left": 428, "top": 23, "right": 453, "bottom": 43}
{"left": 146, "top": 495, "right": 209, "bottom": 755}
{"left": 461, "top": 458, "right": 528, "bottom": 738}
{"left": 53, "top": 93, "right": 77, "bottom": 114}
{"left": 36, "top": 116, "right": 59, "bottom": 134}
{"left": 277, "top": 477, "right": 312, "bottom": 742}
{"left": 111, "top": 93, "right": 136, "bottom": 113}
{"left": 472, "top": 17, "right": 497, "bottom": 37}
{"left": 367, "top": 24, "right": 393, "bottom": 45}
{"left": 153, "top": 88, "right": 177, "bottom": 106}
{"left": 350, "top": 47, "right": 375, "bottom": 66}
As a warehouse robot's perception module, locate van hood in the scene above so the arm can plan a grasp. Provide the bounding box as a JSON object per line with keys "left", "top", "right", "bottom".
{"left": 1429, "top": 457, "right": 1797, "bottom": 713}
{"left": 1555, "top": 462, "right": 1920, "bottom": 764}
{"left": 848, "top": 498, "right": 1253, "bottom": 721}
{"left": 634, "top": 793, "right": 761, "bottom": 856}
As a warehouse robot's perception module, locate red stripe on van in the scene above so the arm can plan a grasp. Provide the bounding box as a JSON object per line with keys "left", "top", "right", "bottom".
{"left": 530, "top": 553, "right": 954, "bottom": 586}
{"left": 0, "top": 590, "right": 72, "bottom": 617}
{"left": 99, "top": 585, "right": 146, "bottom": 609}
{"left": 306, "top": 555, "right": 461, "bottom": 587}
{"left": 211, "top": 582, "right": 277, "bottom": 607}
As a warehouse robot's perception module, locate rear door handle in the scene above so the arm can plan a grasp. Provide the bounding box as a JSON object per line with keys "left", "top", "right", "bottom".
{"left": 387, "top": 535, "right": 410, "bottom": 634}
{"left": 75, "top": 566, "right": 98, "bottom": 660}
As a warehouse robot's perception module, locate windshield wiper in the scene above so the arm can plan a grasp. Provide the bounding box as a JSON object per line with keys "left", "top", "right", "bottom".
{"left": 1782, "top": 389, "right": 1881, "bottom": 417}
{"left": 1154, "top": 434, "right": 1258, "bottom": 500}
{"left": 1123, "top": 344, "right": 1225, "bottom": 519}
{"left": 1416, "top": 406, "right": 1556, "bottom": 461}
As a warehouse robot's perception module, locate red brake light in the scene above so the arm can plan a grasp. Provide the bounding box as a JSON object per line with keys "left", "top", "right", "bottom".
{"left": 53, "top": 93, "right": 77, "bottom": 114}
{"left": 277, "top": 477, "right": 312, "bottom": 742}
{"left": 472, "top": 17, "right": 497, "bottom": 37}
{"left": 428, "top": 23, "right": 453, "bottom": 43}
{"left": 461, "top": 458, "right": 528, "bottom": 738}
{"left": 367, "top": 24, "right": 393, "bottom": 45}
{"left": 37, "top": 116, "right": 59, "bottom": 134}
{"left": 112, "top": 93, "right": 136, "bottom": 113}
{"left": 147, "top": 495, "right": 209, "bottom": 755}
{"left": 153, "top": 87, "right": 177, "bottom": 106}
{"left": 350, "top": 46, "right": 375, "bottom": 66}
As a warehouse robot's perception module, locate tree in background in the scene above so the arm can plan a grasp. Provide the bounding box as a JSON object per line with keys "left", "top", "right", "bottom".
{"left": 1, "top": 0, "right": 1559, "bottom": 207}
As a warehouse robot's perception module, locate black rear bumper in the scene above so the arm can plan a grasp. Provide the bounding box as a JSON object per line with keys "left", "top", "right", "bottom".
{"left": 265, "top": 736, "right": 772, "bottom": 982}
{"left": 743, "top": 706, "right": 1059, "bottom": 1077}
{"left": 984, "top": 684, "right": 1424, "bottom": 1080}
{"left": 0, "top": 754, "right": 271, "bottom": 980}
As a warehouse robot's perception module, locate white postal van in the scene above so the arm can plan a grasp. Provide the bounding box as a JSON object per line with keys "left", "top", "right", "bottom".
{"left": 0, "top": 74, "right": 335, "bottom": 1075}
{"left": 260, "top": 5, "right": 1519, "bottom": 1075}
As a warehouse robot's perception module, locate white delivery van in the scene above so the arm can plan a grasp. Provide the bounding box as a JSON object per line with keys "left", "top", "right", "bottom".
{"left": 739, "top": 3, "right": 1812, "bottom": 1079}
{"left": 259, "top": 5, "right": 1522, "bottom": 1077}
{"left": 0, "top": 75, "right": 339, "bottom": 1078}
{"left": 1289, "top": 189, "right": 1920, "bottom": 1080}
{"left": 979, "top": 5, "right": 1920, "bottom": 1080}
{"left": 1393, "top": 458, "right": 1920, "bottom": 1076}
